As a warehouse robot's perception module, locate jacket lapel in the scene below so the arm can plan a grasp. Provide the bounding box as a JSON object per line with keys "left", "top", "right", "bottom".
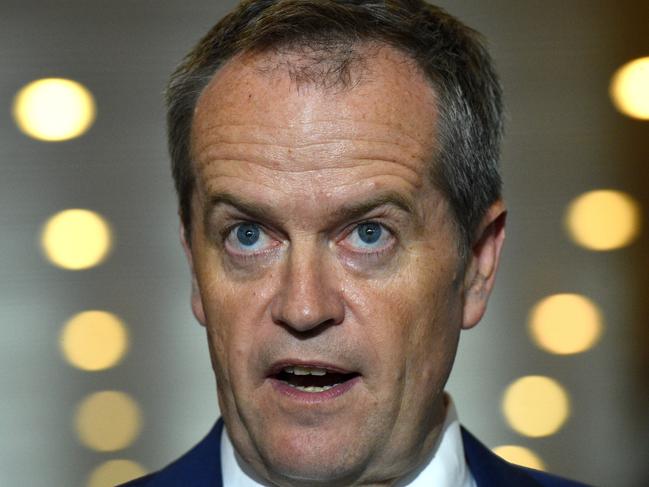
{"left": 461, "top": 427, "right": 544, "bottom": 487}
{"left": 151, "top": 419, "right": 224, "bottom": 486}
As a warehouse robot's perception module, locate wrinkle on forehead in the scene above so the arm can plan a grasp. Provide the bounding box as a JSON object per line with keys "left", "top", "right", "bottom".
{"left": 190, "top": 44, "right": 440, "bottom": 210}
{"left": 194, "top": 142, "right": 424, "bottom": 192}
{"left": 198, "top": 164, "right": 422, "bottom": 211}
{"left": 193, "top": 121, "right": 424, "bottom": 156}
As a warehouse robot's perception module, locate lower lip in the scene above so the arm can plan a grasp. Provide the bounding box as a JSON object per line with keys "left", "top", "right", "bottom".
{"left": 268, "top": 376, "right": 361, "bottom": 403}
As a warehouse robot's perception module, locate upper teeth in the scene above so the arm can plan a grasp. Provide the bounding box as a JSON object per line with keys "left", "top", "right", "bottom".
{"left": 284, "top": 366, "right": 327, "bottom": 376}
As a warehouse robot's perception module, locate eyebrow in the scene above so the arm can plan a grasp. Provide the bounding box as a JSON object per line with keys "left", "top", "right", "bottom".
{"left": 206, "top": 193, "right": 272, "bottom": 222}
{"left": 204, "top": 190, "right": 417, "bottom": 230}
{"left": 334, "top": 192, "right": 416, "bottom": 222}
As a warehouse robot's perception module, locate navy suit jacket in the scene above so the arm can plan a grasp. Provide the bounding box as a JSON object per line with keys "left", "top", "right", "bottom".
{"left": 122, "top": 419, "right": 590, "bottom": 486}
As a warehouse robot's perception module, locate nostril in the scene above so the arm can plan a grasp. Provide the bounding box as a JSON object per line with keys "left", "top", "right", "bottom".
{"left": 273, "top": 317, "right": 342, "bottom": 338}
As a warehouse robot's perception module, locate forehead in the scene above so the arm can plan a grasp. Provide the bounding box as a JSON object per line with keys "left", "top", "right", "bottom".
{"left": 190, "top": 44, "right": 439, "bottom": 174}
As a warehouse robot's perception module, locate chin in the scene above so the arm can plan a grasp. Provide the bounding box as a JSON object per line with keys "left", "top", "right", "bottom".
{"left": 257, "top": 426, "right": 372, "bottom": 486}
{"left": 265, "top": 457, "right": 363, "bottom": 487}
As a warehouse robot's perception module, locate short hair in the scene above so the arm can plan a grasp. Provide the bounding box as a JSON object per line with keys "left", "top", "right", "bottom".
{"left": 167, "top": 0, "right": 504, "bottom": 256}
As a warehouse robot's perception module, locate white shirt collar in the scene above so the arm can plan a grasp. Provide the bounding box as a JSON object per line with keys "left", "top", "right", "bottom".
{"left": 221, "top": 394, "right": 476, "bottom": 487}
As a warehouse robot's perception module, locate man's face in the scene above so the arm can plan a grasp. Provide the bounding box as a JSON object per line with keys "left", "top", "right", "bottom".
{"left": 184, "top": 46, "right": 503, "bottom": 486}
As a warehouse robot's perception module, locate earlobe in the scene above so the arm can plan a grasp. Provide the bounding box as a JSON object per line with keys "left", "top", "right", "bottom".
{"left": 462, "top": 201, "right": 507, "bottom": 329}
{"left": 180, "top": 223, "right": 207, "bottom": 327}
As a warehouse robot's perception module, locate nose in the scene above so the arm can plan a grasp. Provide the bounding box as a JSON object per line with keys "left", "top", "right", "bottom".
{"left": 270, "top": 242, "right": 345, "bottom": 334}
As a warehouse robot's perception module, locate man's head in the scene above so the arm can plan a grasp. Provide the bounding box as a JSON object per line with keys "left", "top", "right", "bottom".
{"left": 168, "top": 0, "right": 504, "bottom": 257}
{"left": 168, "top": 1, "right": 506, "bottom": 485}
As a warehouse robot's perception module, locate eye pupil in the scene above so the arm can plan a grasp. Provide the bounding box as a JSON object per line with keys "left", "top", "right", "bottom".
{"left": 236, "top": 223, "right": 260, "bottom": 246}
{"left": 357, "top": 222, "right": 381, "bottom": 244}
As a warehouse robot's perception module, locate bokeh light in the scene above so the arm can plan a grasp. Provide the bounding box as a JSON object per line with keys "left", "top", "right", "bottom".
{"left": 565, "top": 190, "right": 641, "bottom": 251}
{"left": 60, "top": 311, "right": 129, "bottom": 371}
{"left": 41, "top": 209, "right": 112, "bottom": 270}
{"left": 529, "top": 294, "right": 603, "bottom": 355}
{"left": 610, "top": 56, "right": 649, "bottom": 120}
{"left": 492, "top": 445, "right": 546, "bottom": 471}
{"left": 12, "top": 78, "right": 96, "bottom": 141}
{"left": 75, "top": 391, "right": 142, "bottom": 452}
{"left": 502, "top": 376, "right": 570, "bottom": 437}
{"left": 87, "top": 460, "right": 147, "bottom": 487}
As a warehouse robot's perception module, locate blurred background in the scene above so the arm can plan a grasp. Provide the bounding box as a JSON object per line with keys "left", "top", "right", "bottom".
{"left": 1, "top": 1, "right": 648, "bottom": 485}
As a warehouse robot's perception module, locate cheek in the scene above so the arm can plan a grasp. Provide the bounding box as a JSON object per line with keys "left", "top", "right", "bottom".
{"left": 350, "top": 255, "right": 463, "bottom": 373}
{"left": 195, "top": 264, "right": 248, "bottom": 373}
{"left": 198, "top": 262, "right": 275, "bottom": 380}
{"left": 410, "top": 273, "right": 463, "bottom": 367}
{"left": 203, "top": 285, "right": 261, "bottom": 421}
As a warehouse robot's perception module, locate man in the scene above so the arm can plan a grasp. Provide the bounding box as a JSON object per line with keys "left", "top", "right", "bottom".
{"left": 125, "top": 1, "right": 589, "bottom": 485}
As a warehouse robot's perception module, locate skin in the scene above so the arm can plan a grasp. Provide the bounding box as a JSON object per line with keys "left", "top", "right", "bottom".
{"left": 181, "top": 45, "right": 506, "bottom": 486}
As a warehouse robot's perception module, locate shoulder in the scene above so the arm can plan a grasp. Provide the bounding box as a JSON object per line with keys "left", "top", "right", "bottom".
{"left": 460, "top": 427, "right": 592, "bottom": 487}
{"left": 119, "top": 419, "right": 224, "bottom": 487}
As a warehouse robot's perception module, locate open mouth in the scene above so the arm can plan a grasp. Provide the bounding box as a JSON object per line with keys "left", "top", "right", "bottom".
{"left": 272, "top": 365, "right": 360, "bottom": 393}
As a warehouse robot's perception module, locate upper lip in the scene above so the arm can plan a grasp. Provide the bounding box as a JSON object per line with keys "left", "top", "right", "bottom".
{"left": 267, "top": 359, "right": 357, "bottom": 376}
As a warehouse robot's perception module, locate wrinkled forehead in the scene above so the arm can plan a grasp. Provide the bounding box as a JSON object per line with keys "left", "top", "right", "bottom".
{"left": 190, "top": 43, "right": 439, "bottom": 169}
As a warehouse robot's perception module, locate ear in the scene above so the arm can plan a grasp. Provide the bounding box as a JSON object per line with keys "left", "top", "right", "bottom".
{"left": 461, "top": 200, "right": 507, "bottom": 329}
{"left": 180, "top": 223, "right": 207, "bottom": 327}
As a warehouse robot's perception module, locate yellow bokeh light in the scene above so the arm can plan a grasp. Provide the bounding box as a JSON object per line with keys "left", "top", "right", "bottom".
{"left": 87, "top": 460, "right": 147, "bottom": 487}
{"left": 610, "top": 57, "right": 649, "bottom": 120}
{"left": 60, "top": 311, "right": 129, "bottom": 371}
{"left": 529, "top": 294, "right": 603, "bottom": 355}
{"left": 12, "top": 78, "right": 96, "bottom": 141}
{"left": 41, "top": 209, "right": 112, "bottom": 270}
{"left": 493, "top": 445, "right": 546, "bottom": 471}
{"left": 502, "top": 376, "right": 570, "bottom": 438}
{"left": 565, "top": 190, "right": 641, "bottom": 251}
{"left": 75, "top": 391, "right": 142, "bottom": 452}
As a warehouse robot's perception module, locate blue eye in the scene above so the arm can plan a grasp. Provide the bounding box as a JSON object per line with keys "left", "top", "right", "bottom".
{"left": 225, "top": 222, "right": 275, "bottom": 255}
{"left": 345, "top": 221, "right": 392, "bottom": 251}
{"left": 356, "top": 222, "right": 382, "bottom": 244}
{"left": 236, "top": 223, "right": 261, "bottom": 246}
